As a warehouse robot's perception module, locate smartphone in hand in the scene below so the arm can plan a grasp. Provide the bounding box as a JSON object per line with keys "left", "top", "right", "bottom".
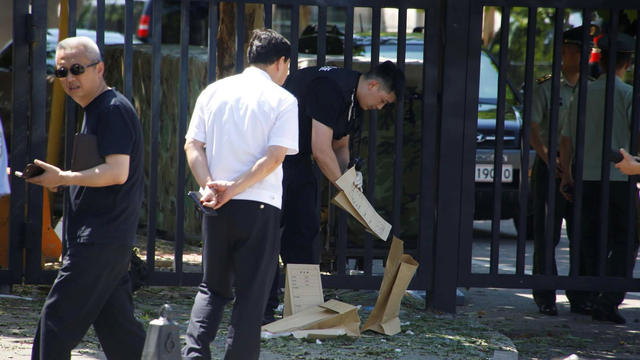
{"left": 187, "top": 191, "right": 217, "bottom": 216}
{"left": 610, "top": 149, "right": 624, "bottom": 164}
{"left": 14, "top": 163, "right": 45, "bottom": 179}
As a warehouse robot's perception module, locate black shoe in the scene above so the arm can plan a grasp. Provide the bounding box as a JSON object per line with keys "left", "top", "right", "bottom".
{"left": 538, "top": 304, "right": 558, "bottom": 316}
{"left": 592, "top": 307, "right": 626, "bottom": 324}
{"left": 570, "top": 303, "right": 593, "bottom": 315}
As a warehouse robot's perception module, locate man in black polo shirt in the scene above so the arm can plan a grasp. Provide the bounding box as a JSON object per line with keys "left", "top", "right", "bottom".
{"left": 264, "top": 61, "right": 405, "bottom": 322}
{"left": 27, "top": 36, "right": 145, "bottom": 359}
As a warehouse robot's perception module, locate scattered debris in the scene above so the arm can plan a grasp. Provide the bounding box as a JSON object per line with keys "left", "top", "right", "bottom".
{"left": 0, "top": 294, "right": 33, "bottom": 301}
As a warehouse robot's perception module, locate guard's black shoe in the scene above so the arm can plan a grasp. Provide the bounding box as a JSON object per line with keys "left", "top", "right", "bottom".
{"left": 570, "top": 303, "right": 593, "bottom": 315}
{"left": 538, "top": 304, "right": 558, "bottom": 316}
{"left": 592, "top": 307, "right": 626, "bottom": 324}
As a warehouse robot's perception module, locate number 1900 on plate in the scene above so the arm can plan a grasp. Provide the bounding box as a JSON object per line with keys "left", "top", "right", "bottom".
{"left": 475, "top": 164, "right": 513, "bottom": 183}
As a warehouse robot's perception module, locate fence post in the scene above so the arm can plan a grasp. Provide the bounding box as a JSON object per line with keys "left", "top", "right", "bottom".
{"left": 430, "top": 0, "right": 472, "bottom": 313}
{"left": 8, "top": 0, "right": 31, "bottom": 285}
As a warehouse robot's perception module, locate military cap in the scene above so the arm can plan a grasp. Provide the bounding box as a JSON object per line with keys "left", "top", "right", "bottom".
{"left": 597, "top": 33, "right": 636, "bottom": 53}
{"left": 563, "top": 26, "right": 594, "bottom": 47}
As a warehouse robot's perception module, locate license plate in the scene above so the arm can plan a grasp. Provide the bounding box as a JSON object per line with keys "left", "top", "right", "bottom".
{"left": 475, "top": 164, "right": 513, "bottom": 183}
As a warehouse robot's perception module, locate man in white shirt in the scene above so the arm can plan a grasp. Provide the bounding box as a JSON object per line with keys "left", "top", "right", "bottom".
{"left": 182, "top": 29, "right": 298, "bottom": 359}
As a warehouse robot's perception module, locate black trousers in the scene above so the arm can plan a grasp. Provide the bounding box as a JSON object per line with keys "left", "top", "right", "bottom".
{"left": 580, "top": 181, "right": 639, "bottom": 309}
{"left": 182, "top": 200, "right": 280, "bottom": 360}
{"left": 31, "top": 242, "right": 145, "bottom": 360}
{"left": 531, "top": 156, "right": 590, "bottom": 306}
{"left": 266, "top": 157, "right": 320, "bottom": 315}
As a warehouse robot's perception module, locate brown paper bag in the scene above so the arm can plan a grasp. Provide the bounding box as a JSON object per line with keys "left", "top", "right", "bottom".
{"left": 262, "top": 299, "right": 361, "bottom": 337}
{"left": 283, "top": 264, "right": 324, "bottom": 317}
{"left": 362, "top": 236, "right": 419, "bottom": 335}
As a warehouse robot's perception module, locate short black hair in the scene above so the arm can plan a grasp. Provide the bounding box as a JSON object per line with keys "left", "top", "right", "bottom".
{"left": 247, "top": 29, "right": 291, "bottom": 66}
{"left": 362, "top": 61, "right": 405, "bottom": 95}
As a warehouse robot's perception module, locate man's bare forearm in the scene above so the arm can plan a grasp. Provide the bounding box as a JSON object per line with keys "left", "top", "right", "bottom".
{"left": 313, "top": 150, "right": 342, "bottom": 184}
{"left": 332, "top": 136, "right": 350, "bottom": 173}
{"left": 185, "top": 139, "right": 213, "bottom": 189}
{"left": 29, "top": 155, "right": 130, "bottom": 189}
{"left": 221, "top": 146, "right": 288, "bottom": 198}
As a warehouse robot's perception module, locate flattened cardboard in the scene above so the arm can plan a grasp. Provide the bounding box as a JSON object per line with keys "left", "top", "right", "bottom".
{"left": 292, "top": 328, "right": 346, "bottom": 339}
{"left": 332, "top": 167, "right": 391, "bottom": 240}
{"left": 262, "top": 299, "right": 361, "bottom": 337}
{"left": 362, "top": 236, "right": 419, "bottom": 335}
{"left": 283, "top": 264, "right": 324, "bottom": 317}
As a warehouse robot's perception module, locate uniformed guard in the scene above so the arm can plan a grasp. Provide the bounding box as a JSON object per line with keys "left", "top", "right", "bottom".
{"left": 559, "top": 32, "right": 638, "bottom": 324}
{"left": 530, "top": 26, "right": 594, "bottom": 316}
{"left": 264, "top": 62, "right": 405, "bottom": 323}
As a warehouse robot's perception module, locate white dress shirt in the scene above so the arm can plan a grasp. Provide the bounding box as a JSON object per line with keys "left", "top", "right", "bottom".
{"left": 186, "top": 66, "right": 299, "bottom": 209}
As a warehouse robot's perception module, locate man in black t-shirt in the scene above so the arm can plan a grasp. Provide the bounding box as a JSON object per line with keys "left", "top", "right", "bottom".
{"left": 264, "top": 62, "right": 405, "bottom": 323}
{"left": 27, "top": 36, "right": 145, "bottom": 359}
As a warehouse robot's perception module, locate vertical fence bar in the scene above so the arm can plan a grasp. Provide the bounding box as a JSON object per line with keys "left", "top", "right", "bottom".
{"left": 290, "top": 4, "right": 299, "bottom": 73}
{"left": 364, "top": 6, "right": 381, "bottom": 276}
{"left": 458, "top": 3, "right": 482, "bottom": 283}
{"left": 96, "top": 0, "right": 105, "bottom": 52}
{"left": 236, "top": 0, "right": 245, "bottom": 74}
{"left": 517, "top": 6, "right": 536, "bottom": 275}
{"left": 174, "top": 0, "right": 191, "bottom": 285}
{"left": 626, "top": 10, "right": 640, "bottom": 277}
{"left": 124, "top": 0, "right": 134, "bottom": 100}
{"left": 392, "top": 5, "right": 406, "bottom": 236}
{"left": 419, "top": 3, "right": 441, "bottom": 297}
{"left": 432, "top": 0, "right": 471, "bottom": 313}
{"left": 335, "top": 5, "right": 354, "bottom": 276}
{"left": 344, "top": 6, "right": 353, "bottom": 70}
{"left": 25, "top": 0, "right": 47, "bottom": 282}
{"left": 489, "top": 6, "right": 510, "bottom": 275}
{"left": 208, "top": 0, "right": 218, "bottom": 83}
{"left": 598, "top": 10, "right": 619, "bottom": 276}
{"left": 371, "top": 7, "right": 381, "bottom": 66}
{"left": 68, "top": 0, "right": 76, "bottom": 36}
{"left": 542, "top": 8, "right": 563, "bottom": 276}
{"left": 318, "top": 3, "right": 327, "bottom": 270}
{"left": 317, "top": 6, "right": 327, "bottom": 67}
{"left": 64, "top": 0, "right": 79, "bottom": 261}
{"left": 147, "top": 0, "right": 163, "bottom": 272}
{"left": 570, "top": 8, "right": 593, "bottom": 283}
{"left": 8, "top": 0, "right": 30, "bottom": 283}
{"left": 264, "top": 1, "right": 272, "bottom": 28}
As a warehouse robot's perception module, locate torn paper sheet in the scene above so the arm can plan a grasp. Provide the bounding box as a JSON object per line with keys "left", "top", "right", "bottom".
{"left": 333, "top": 167, "right": 391, "bottom": 240}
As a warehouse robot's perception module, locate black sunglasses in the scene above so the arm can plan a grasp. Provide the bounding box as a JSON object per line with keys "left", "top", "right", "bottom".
{"left": 54, "top": 61, "right": 100, "bottom": 78}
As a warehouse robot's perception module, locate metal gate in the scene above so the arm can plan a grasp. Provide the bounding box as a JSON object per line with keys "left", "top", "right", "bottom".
{"left": 5, "top": 0, "right": 445, "bottom": 305}
{"left": 455, "top": 1, "right": 640, "bottom": 313}
{"left": 5, "top": 0, "right": 640, "bottom": 314}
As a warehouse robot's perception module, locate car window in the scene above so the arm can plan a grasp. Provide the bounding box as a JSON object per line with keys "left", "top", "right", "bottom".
{"left": 479, "top": 52, "right": 516, "bottom": 105}
{"left": 478, "top": 53, "right": 499, "bottom": 101}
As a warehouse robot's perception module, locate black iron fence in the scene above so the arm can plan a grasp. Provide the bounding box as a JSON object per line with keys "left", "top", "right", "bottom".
{"left": 459, "top": 1, "right": 640, "bottom": 300}
{"left": 3, "top": 0, "right": 640, "bottom": 313}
